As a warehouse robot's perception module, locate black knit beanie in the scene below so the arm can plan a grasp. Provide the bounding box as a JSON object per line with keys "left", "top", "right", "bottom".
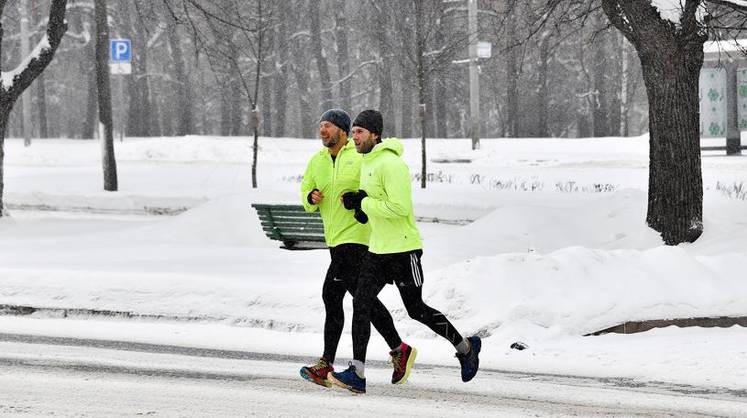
{"left": 352, "top": 109, "right": 383, "bottom": 137}
{"left": 319, "top": 108, "right": 350, "bottom": 134}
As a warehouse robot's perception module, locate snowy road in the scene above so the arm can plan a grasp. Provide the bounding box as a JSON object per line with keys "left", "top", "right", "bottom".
{"left": 0, "top": 334, "right": 744, "bottom": 417}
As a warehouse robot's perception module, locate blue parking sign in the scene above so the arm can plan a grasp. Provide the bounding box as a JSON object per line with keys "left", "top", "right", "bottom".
{"left": 110, "top": 39, "right": 131, "bottom": 62}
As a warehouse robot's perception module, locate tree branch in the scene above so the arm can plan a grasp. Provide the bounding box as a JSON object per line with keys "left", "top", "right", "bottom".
{"left": 1, "top": 0, "right": 67, "bottom": 100}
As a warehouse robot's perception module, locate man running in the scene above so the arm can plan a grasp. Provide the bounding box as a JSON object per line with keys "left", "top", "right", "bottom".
{"left": 299, "top": 109, "right": 413, "bottom": 389}
{"left": 328, "top": 109, "right": 481, "bottom": 394}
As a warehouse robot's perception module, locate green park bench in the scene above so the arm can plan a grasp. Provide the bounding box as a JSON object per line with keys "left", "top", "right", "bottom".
{"left": 251, "top": 204, "right": 326, "bottom": 249}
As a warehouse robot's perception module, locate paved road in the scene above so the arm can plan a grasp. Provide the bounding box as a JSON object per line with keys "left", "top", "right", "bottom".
{"left": 0, "top": 333, "right": 744, "bottom": 417}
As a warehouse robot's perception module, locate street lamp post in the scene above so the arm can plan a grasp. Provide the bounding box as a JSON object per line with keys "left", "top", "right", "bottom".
{"left": 468, "top": 0, "right": 480, "bottom": 150}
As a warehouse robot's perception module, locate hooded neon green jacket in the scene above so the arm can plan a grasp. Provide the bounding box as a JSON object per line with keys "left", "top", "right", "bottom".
{"left": 360, "top": 138, "right": 422, "bottom": 254}
{"left": 301, "top": 140, "right": 370, "bottom": 247}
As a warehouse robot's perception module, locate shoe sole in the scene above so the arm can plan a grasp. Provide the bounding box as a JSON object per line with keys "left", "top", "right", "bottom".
{"left": 393, "top": 346, "right": 418, "bottom": 385}
{"left": 327, "top": 372, "right": 365, "bottom": 394}
{"left": 300, "top": 368, "right": 332, "bottom": 388}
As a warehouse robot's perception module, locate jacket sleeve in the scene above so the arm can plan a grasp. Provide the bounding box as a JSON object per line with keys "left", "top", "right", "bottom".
{"left": 361, "top": 160, "right": 412, "bottom": 219}
{"left": 300, "top": 158, "right": 319, "bottom": 213}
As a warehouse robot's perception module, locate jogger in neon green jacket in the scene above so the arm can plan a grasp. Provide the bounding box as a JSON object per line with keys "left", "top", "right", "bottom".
{"left": 329, "top": 110, "right": 481, "bottom": 394}
{"left": 298, "top": 109, "right": 404, "bottom": 390}
{"left": 300, "top": 138, "right": 369, "bottom": 247}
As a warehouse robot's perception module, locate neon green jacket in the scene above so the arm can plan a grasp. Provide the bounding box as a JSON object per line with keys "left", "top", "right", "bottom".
{"left": 301, "top": 140, "right": 370, "bottom": 247}
{"left": 360, "top": 138, "right": 422, "bottom": 254}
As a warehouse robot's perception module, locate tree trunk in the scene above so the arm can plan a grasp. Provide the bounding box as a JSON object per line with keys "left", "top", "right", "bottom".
{"left": 309, "top": 1, "right": 332, "bottom": 111}
{"left": 0, "top": 105, "right": 9, "bottom": 214}
{"left": 121, "top": 5, "right": 142, "bottom": 138}
{"left": 640, "top": 46, "right": 704, "bottom": 244}
{"left": 292, "top": 43, "right": 314, "bottom": 138}
{"left": 505, "top": 14, "right": 519, "bottom": 138}
{"left": 335, "top": 0, "right": 351, "bottom": 111}
{"left": 82, "top": 39, "right": 97, "bottom": 139}
{"left": 273, "top": 3, "right": 290, "bottom": 138}
{"left": 36, "top": 74, "right": 48, "bottom": 138}
{"left": 94, "top": 0, "right": 118, "bottom": 191}
{"left": 125, "top": 72, "right": 142, "bottom": 136}
{"left": 229, "top": 75, "right": 242, "bottom": 136}
{"left": 602, "top": 0, "right": 706, "bottom": 245}
{"left": 273, "top": 58, "right": 289, "bottom": 136}
{"left": 252, "top": 108, "right": 259, "bottom": 188}
{"left": 375, "top": 3, "right": 395, "bottom": 135}
{"left": 592, "top": 25, "right": 609, "bottom": 137}
{"left": 398, "top": 9, "right": 413, "bottom": 139}
{"left": 577, "top": 40, "right": 595, "bottom": 137}
{"left": 415, "top": 0, "right": 427, "bottom": 189}
{"left": 260, "top": 30, "right": 274, "bottom": 137}
{"left": 620, "top": 34, "right": 630, "bottom": 137}
{"left": 167, "top": 19, "right": 194, "bottom": 136}
{"left": 19, "top": 0, "right": 32, "bottom": 146}
{"left": 433, "top": 15, "right": 447, "bottom": 139}
{"left": 137, "top": 37, "right": 159, "bottom": 136}
{"left": 537, "top": 31, "right": 551, "bottom": 138}
{"left": 220, "top": 79, "right": 231, "bottom": 136}
{"left": 123, "top": 5, "right": 158, "bottom": 137}
{"left": 260, "top": 77, "right": 273, "bottom": 137}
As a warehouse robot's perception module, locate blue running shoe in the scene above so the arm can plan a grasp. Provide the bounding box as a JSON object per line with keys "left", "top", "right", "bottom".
{"left": 328, "top": 363, "right": 366, "bottom": 394}
{"left": 456, "top": 335, "right": 481, "bottom": 382}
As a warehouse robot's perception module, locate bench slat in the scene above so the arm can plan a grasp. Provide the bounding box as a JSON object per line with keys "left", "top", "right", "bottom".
{"left": 262, "top": 222, "right": 324, "bottom": 232}
{"left": 252, "top": 203, "right": 327, "bottom": 249}
{"left": 252, "top": 204, "right": 308, "bottom": 212}
{"left": 271, "top": 233, "right": 325, "bottom": 241}
{"left": 261, "top": 227, "right": 324, "bottom": 235}
{"left": 259, "top": 211, "right": 320, "bottom": 218}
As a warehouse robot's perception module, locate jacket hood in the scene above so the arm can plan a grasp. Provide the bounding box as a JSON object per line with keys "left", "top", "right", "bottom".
{"left": 370, "top": 137, "right": 403, "bottom": 157}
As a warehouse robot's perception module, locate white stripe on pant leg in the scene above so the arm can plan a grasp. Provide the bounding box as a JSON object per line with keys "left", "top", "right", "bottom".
{"left": 414, "top": 254, "right": 423, "bottom": 286}
{"left": 409, "top": 254, "right": 417, "bottom": 286}
{"left": 413, "top": 254, "right": 421, "bottom": 287}
{"left": 410, "top": 254, "right": 422, "bottom": 287}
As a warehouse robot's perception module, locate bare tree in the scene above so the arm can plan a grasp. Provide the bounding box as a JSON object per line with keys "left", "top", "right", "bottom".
{"left": 0, "top": 0, "right": 68, "bottom": 215}
{"left": 94, "top": 0, "right": 118, "bottom": 191}
{"left": 309, "top": 0, "right": 332, "bottom": 111}
{"left": 397, "top": 0, "right": 469, "bottom": 188}
{"left": 165, "top": 9, "right": 195, "bottom": 136}
{"left": 168, "top": 0, "right": 277, "bottom": 188}
{"left": 334, "top": 0, "right": 352, "bottom": 111}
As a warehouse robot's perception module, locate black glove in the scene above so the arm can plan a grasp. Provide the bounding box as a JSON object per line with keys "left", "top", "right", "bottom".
{"left": 307, "top": 189, "right": 319, "bottom": 205}
{"left": 354, "top": 208, "right": 368, "bottom": 224}
{"left": 342, "top": 190, "right": 367, "bottom": 210}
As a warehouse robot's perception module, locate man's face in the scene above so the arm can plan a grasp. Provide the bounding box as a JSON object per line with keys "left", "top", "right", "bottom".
{"left": 319, "top": 121, "right": 343, "bottom": 148}
{"left": 352, "top": 126, "right": 378, "bottom": 154}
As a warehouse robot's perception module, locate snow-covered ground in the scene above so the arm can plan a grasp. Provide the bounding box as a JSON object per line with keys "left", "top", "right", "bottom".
{"left": 1, "top": 135, "right": 746, "bottom": 393}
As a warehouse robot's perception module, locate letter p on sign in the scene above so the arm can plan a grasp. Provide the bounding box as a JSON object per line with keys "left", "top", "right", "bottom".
{"left": 110, "top": 39, "right": 131, "bottom": 63}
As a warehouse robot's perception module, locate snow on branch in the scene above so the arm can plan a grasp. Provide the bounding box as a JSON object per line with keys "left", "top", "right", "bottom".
{"left": 0, "top": 0, "right": 68, "bottom": 99}
{"left": 707, "top": 0, "right": 747, "bottom": 12}
{"left": 650, "top": 0, "right": 747, "bottom": 26}
{"left": 0, "top": 34, "right": 51, "bottom": 91}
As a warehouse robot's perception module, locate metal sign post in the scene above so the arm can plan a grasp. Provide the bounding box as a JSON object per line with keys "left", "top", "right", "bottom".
{"left": 468, "top": 0, "right": 480, "bottom": 150}
{"left": 109, "top": 39, "right": 131, "bottom": 142}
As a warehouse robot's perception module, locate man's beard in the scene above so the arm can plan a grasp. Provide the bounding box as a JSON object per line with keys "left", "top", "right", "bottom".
{"left": 323, "top": 135, "right": 339, "bottom": 148}
{"left": 357, "top": 138, "right": 375, "bottom": 154}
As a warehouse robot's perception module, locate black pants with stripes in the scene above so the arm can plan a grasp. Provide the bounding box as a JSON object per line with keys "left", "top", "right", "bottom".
{"left": 352, "top": 249, "right": 464, "bottom": 362}
{"left": 322, "top": 244, "right": 402, "bottom": 363}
